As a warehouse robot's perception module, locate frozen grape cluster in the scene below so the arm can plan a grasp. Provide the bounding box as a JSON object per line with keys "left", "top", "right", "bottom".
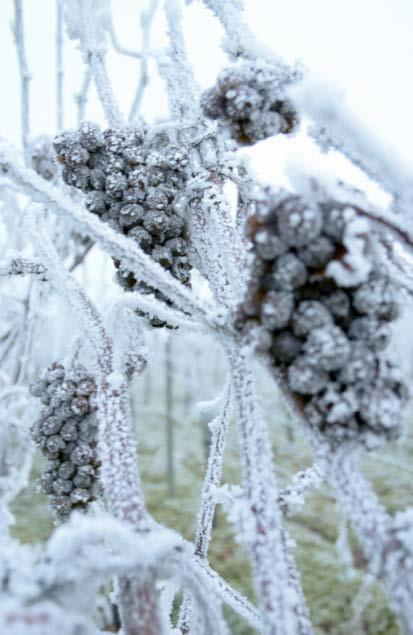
{"left": 53, "top": 123, "right": 192, "bottom": 327}
{"left": 30, "top": 136, "right": 57, "bottom": 181}
{"left": 29, "top": 362, "right": 100, "bottom": 521}
{"left": 201, "top": 60, "right": 299, "bottom": 145}
{"left": 236, "top": 188, "right": 407, "bottom": 448}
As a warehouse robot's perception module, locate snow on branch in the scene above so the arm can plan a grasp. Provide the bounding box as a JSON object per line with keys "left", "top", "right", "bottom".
{"left": 325, "top": 449, "right": 413, "bottom": 635}
{"left": 277, "top": 464, "right": 325, "bottom": 517}
{"left": 161, "top": 0, "right": 199, "bottom": 119}
{"left": 12, "top": 0, "right": 31, "bottom": 164}
{"left": 0, "top": 141, "right": 221, "bottom": 328}
{"left": 0, "top": 253, "right": 47, "bottom": 280}
{"left": 178, "top": 381, "right": 232, "bottom": 632}
{"left": 125, "top": 291, "right": 203, "bottom": 332}
{"left": 292, "top": 76, "right": 413, "bottom": 210}
{"left": 129, "top": 0, "right": 159, "bottom": 121}
{"left": 193, "top": 558, "right": 262, "bottom": 631}
{"left": 228, "top": 345, "right": 314, "bottom": 635}
{"left": 202, "top": 0, "right": 299, "bottom": 74}
{"left": 60, "top": 0, "right": 124, "bottom": 127}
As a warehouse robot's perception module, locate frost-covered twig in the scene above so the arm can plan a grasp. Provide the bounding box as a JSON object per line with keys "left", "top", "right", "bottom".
{"left": 109, "top": 302, "right": 147, "bottom": 379}
{"left": 75, "top": 68, "right": 91, "bottom": 125}
{"left": 178, "top": 382, "right": 232, "bottom": 632}
{"left": 161, "top": 0, "right": 199, "bottom": 119}
{"left": 56, "top": 0, "right": 64, "bottom": 130}
{"left": 0, "top": 253, "right": 47, "bottom": 280}
{"left": 68, "top": 240, "right": 93, "bottom": 272}
{"left": 129, "top": 0, "right": 159, "bottom": 121}
{"left": 325, "top": 449, "right": 413, "bottom": 635}
{"left": 352, "top": 205, "right": 413, "bottom": 256}
{"left": 293, "top": 77, "right": 413, "bottom": 210}
{"left": 126, "top": 291, "right": 202, "bottom": 332}
{"left": 202, "top": 0, "right": 292, "bottom": 66}
{"left": 228, "top": 345, "right": 314, "bottom": 635}
{"left": 193, "top": 558, "right": 262, "bottom": 631}
{"left": 0, "top": 143, "right": 221, "bottom": 327}
{"left": 77, "top": 1, "right": 124, "bottom": 127}
{"left": 193, "top": 383, "right": 232, "bottom": 557}
{"left": 277, "top": 464, "right": 325, "bottom": 517}
{"left": 12, "top": 0, "right": 31, "bottom": 164}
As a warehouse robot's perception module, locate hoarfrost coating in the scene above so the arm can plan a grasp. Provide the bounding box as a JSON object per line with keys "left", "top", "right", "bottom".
{"left": 0, "top": 0, "right": 412, "bottom": 634}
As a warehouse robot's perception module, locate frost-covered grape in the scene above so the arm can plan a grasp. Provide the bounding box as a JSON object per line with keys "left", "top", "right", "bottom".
{"left": 71, "top": 444, "right": 93, "bottom": 466}
{"left": 266, "top": 253, "right": 307, "bottom": 291}
{"left": 76, "top": 379, "right": 95, "bottom": 397}
{"left": 253, "top": 228, "right": 286, "bottom": 260}
{"left": 38, "top": 472, "right": 55, "bottom": 495}
{"left": 163, "top": 214, "right": 185, "bottom": 240}
{"left": 30, "top": 136, "right": 57, "bottom": 181}
{"left": 89, "top": 168, "right": 106, "bottom": 190}
{"left": 74, "top": 473, "right": 92, "bottom": 488}
{"left": 299, "top": 235, "right": 335, "bottom": 269}
{"left": 322, "top": 290, "right": 351, "bottom": 323}
{"left": 106, "top": 171, "right": 128, "bottom": 197}
{"left": 353, "top": 277, "right": 399, "bottom": 321}
{"left": 123, "top": 187, "right": 145, "bottom": 205}
{"left": 143, "top": 210, "right": 170, "bottom": 235}
{"left": 260, "top": 291, "right": 294, "bottom": 330}
{"left": 71, "top": 396, "right": 90, "bottom": 416}
{"left": 79, "top": 417, "right": 96, "bottom": 442}
{"left": 47, "top": 435, "right": 65, "bottom": 454}
{"left": 29, "top": 363, "right": 99, "bottom": 521}
{"left": 70, "top": 488, "right": 91, "bottom": 504}
{"left": 166, "top": 237, "right": 187, "bottom": 256}
{"left": 359, "top": 385, "right": 404, "bottom": 431}
{"left": 307, "top": 383, "right": 359, "bottom": 426}
{"left": 63, "top": 165, "right": 91, "bottom": 191}
{"left": 348, "top": 317, "right": 390, "bottom": 352}
{"left": 201, "top": 60, "right": 299, "bottom": 144}
{"left": 304, "top": 325, "right": 350, "bottom": 372}
{"left": 151, "top": 246, "right": 174, "bottom": 269}
{"left": 60, "top": 421, "right": 78, "bottom": 441}
{"left": 119, "top": 204, "right": 145, "bottom": 229}
{"left": 54, "top": 131, "right": 89, "bottom": 166}
{"left": 78, "top": 121, "right": 103, "bottom": 152}
{"left": 288, "top": 356, "right": 329, "bottom": 395}
{"left": 271, "top": 330, "right": 303, "bottom": 363}
{"left": 338, "top": 343, "right": 376, "bottom": 385}
{"left": 86, "top": 191, "right": 106, "bottom": 214}
{"left": 42, "top": 416, "right": 63, "bottom": 436}
{"left": 291, "top": 301, "right": 333, "bottom": 337}
{"left": 53, "top": 478, "right": 73, "bottom": 495}
{"left": 59, "top": 461, "right": 76, "bottom": 480}
{"left": 127, "top": 226, "right": 152, "bottom": 251}
{"left": 321, "top": 204, "right": 354, "bottom": 240}
{"left": 276, "top": 197, "right": 322, "bottom": 247}
{"left": 51, "top": 496, "right": 71, "bottom": 517}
